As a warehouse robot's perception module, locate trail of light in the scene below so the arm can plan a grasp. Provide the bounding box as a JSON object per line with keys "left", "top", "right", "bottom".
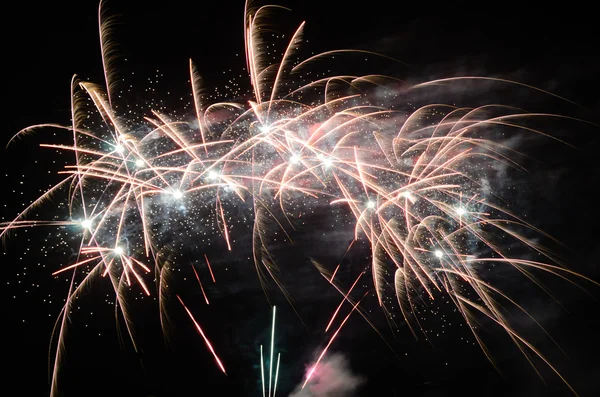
{"left": 302, "top": 291, "right": 369, "bottom": 389}
{"left": 268, "top": 305, "right": 276, "bottom": 397}
{"left": 325, "top": 271, "right": 364, "bottom": 332}
{"left": 260, "top": 345, "right": 266, "bottom": 397}
{"left": 273, "top": 352, "right": 281, "bottom": 397}
{"left": 176, "top": 295, "right": 226, "bottom": 374}
{"left": 204, "top": 254, "right": 216, "bottom": 282}
{"left": 52, "top": 255, "right": 102, "bottom": 275}
{"left": 191, "top": 264, "right": 210, "bottom": 305}
{"left": 330, "top": 239, "right": 355, "bottom": 283}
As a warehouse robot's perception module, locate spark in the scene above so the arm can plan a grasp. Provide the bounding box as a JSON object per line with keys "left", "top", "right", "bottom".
{"left": 455, "top": 206, "right": 466, "bottom": 216}
{"left": 207, "top": 170, "right": 220, "bottom": 180}
{"left": 177, "top": 295, "right": 227, "bottom": 374}
{"left": 259, "top": 124, "right": 272, "bottom": 133}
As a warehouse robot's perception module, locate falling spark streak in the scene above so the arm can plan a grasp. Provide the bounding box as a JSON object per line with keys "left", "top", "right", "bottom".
{"left": 204, "top": 254, "right": 216, "bottom": 282}
{"left": 303, "top": 291, "right": 369, "bottom": 389}
{"left": 177, "top": 295, "right": 226, "bottom": 374}
{"left": 325, "top": 271, "right": 364, "bottom": 332}
{"left": 330, "top": 239, "right": 356, "bottom": 283}
{"left": 191, "top": 264, "right": 210, "bottom": 305}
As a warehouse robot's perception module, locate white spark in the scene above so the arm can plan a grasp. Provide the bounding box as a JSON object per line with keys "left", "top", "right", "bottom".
{"left": 172, "top": 190, "right": 184, "bottom": 199}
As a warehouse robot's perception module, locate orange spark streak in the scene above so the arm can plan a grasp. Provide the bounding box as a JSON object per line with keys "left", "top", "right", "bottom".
{"left": 204, "top": 254, "right": 216, "bottom": 283}
{"left": 302, "top": 291, "right": 369, "bottom": 389}
{"left": 177, "top": 295, "right": 226, "bottom": 374}
{"left": 192, "top": 264, "right": 210, "bottom": 305}
{"left": 325, "top": 271, "right": 364, "bottom": 332}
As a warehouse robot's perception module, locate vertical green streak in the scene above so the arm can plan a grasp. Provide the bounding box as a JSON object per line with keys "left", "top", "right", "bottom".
{"left": 268, "top": 306, "right": 276, "bottom": 397}
{"left": 260, "top": 344, "right": 266, "bottom": 397}
{"left": 273, "top": 352, "right": 281, "bottom": 397}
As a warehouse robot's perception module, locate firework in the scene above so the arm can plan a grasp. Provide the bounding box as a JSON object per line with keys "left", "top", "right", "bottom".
{"left": 2, "top": 1, "right": 597, "bottom": 396}
{"left": 260, "top": 306, "right": 282, "bottom": 397}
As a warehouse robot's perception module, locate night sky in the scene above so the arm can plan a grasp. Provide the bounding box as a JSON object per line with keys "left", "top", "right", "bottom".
{"left": 3, "top": 1, "right": 600, "bottom": 396}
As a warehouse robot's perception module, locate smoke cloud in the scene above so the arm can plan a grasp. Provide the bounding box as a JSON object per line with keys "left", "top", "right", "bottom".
{"left": 289, "top": 354, "right": 365, "bottom": 397}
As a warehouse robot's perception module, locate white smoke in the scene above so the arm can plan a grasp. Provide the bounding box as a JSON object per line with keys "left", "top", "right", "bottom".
{"left": 289, "top": 353, "right": 365, "bottom": 397}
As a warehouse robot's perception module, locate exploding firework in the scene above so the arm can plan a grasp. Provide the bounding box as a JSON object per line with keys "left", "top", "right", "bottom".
{"left": 2, "top": 1, "right": 597, "bottom": 396}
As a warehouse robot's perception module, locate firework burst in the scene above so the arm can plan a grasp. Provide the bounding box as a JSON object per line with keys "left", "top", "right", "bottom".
{"left": 2, "top": 1, "right": 597, "bottom": 396}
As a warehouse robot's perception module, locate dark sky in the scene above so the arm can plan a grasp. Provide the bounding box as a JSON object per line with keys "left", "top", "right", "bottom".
{"left": 3, "top": 1, "right": 600, "bottom": 397}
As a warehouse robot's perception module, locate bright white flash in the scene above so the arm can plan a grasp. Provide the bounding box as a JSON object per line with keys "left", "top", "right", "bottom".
{"left": 172, "top": 190, "right": 184, "bottom": 199}
{"left": 259, "top": 124, "right": 272, "bottom": 133}
{"left": 455, "top": 207, "right": 466, "bottom": 216}
{"left": 367, "top": 201, "right": 376, "bottom": 209}
{"left": 114, "top": 144, "right": 125, "bottom": 153}
{"left": 80, "top": 219, "right": 92, "bottom": 229}
{"left": 322, "top": 157, "right": 333, "bottom": 167}
{"left": 135, "top": 159, "right": 145, "bottom": 167}
{"left": 400, "top": 191, "right": 415, "bottom": 201}
{"left": 207, "top": 170, "right": 220, "bottom": 180}
{"left": 290, "top": 154, "right": 300, "bottom": 164}
{"left": 434, "top": 250, "right": 444, "bottom": 258}
{"left": 114, "top": 246, "right": 124, "bottom": 255}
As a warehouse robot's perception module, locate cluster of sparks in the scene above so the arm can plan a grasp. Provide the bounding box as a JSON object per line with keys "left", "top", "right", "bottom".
{"left": 2, "top": 1, "right": 597, "bottom": 395}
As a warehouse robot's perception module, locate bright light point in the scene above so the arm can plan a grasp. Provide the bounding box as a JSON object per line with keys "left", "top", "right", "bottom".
{"left": 434, "top": 250, "right": 444, "bottom": 258}
{"left": 80, "top": 219, "right": 92, "bottom": 229}
{"left": 207, "top": 170, "right": 220, "bottom": 180}
{"left": 135, "top": 159, "right": 145, "bottom": 167}
{"left": 172, "top": 190, "right": 183, "bottom": 199}
{"left": 114, "top": 246, "right": 124, "bottom": 255}
{"left": 290, "top": 154, "right": 300, "bottom": 164}
{"left": 322, "top": 158, "right": 333, "bottom": 167}
{"left": 114, "top": 144, "right": 124, "bottom": 153}
{"left": 455, "top": 207, "right": 466, "bottom": 216}
{"left": 367, "top": 201, "right": 376, "bottom": 209}
{"left": 259, "top": 124, "right": 272, "bottom": 133}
